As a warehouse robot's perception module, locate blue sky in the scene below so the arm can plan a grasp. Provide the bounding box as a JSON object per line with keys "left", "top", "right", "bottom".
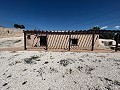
{"left": 0, "top": 0, "right": 120, "bottom": 30}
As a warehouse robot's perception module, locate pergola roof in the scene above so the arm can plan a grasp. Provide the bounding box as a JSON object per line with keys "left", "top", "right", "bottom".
{"left": 24, "top": 30, "right": 120, "bottom": 34}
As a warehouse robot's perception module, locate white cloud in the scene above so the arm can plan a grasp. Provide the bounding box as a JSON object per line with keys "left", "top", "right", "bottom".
{"left": 101, "top": 26, "right": 108, "bottom": 30}
{"left": 114, "top": 26, "right": 120, "bottom": 29}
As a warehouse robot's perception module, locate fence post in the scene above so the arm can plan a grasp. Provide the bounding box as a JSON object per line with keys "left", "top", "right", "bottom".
{"left": 69, "top": 32, "right": 71, "bottom": 51}
{"left": 24, "top": 31, "right": 27, "bottom": 50}
{"left": 46, "top": 32, "right": 48, "bottom": 50}
{"left": 115, "top": 33, "right": 119, "bottom": 52}
{"left": 91, "top": 30, "right": 95, "bottom": 51}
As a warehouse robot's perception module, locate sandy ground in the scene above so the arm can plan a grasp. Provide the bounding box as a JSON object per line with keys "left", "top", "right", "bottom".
{"left": 0, "top": 51, "right": 120, "bottom": 90}
{"left": 0, "top": 37, "right": 23, "bottom": 48}
{"left": 0, "top": 36, "right": 120, "bottom": 90}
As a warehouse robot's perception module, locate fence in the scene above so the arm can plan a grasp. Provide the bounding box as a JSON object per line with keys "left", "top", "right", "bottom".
{"left": 24, "top": 30, "right": 120, "bottom": 52}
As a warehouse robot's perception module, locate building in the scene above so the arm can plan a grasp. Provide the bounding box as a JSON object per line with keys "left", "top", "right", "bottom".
{"left": 24, "top": 30, "right": 100, "bottom": 51}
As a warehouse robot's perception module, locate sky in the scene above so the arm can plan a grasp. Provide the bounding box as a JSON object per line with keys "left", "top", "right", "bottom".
{"left": 0, "top": 0, "right": 120, "bottom": 30}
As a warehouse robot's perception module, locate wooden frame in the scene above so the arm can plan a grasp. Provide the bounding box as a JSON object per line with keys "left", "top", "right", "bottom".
{"left": 24, "top": 30, "right": 120, "bottom": 51}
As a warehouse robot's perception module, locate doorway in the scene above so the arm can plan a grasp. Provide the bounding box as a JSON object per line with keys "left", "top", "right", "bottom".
{"left": 40, "top": 36, "right": 47, "bottom": 46}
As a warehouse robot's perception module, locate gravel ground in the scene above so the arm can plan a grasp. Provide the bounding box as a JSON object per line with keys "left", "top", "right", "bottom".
{"left": 0, "top": 37, "right": 23, "bottom": 48}
{"left": 0, "top": 51, "right": 120, "bottom": 90}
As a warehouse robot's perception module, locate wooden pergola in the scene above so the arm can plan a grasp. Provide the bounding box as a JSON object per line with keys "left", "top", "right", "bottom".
{"left": 23, "top": 30, "right": 120, "bottom": 51}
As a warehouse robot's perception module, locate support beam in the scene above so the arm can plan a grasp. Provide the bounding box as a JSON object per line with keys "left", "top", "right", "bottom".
{"left": 24, "top": 31, "right": 27, "bottom": 50}
{"left": 46, "top": 34, "right": 48, "bottom": 50}
{"left": 91, "top": 31, "right": 95, "bottom": 51}
{"left": 69, "top": 34, "right": 71, "bottom": 51}
{"left": 115, "top": 33, "right": 119, "bottom": 52}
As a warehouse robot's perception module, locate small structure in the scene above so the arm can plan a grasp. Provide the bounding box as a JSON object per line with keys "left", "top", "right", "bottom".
{"left": 23, "top": 30, "right": 120, "bottom": 51}
{"left": 23, "top": 30, "right": 99, "bottom": 51}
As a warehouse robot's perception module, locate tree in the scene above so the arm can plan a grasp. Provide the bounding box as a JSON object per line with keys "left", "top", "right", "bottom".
{"left": 89, "top": 26, "right": 101, "bottom": 31}
{"left": 0, "top": 25, "right": 3, "bottom": 28}
{"left": 99, "top": 32, "right": 115, "bottom": 39}
{"left": 92, "top": 26, "right": 100, "bottom": 30}
{"left": 89, "top": 26, "right": 115, "bottom": 39}
{"left": 14, "top": 24, "right": 19, "bottom": 28}
{"left": 14, "top": 24, "right": 25, "bottom": 29}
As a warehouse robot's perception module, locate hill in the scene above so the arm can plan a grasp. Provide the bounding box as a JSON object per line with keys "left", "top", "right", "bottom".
{"left": 0, "top": 27, "right": 23, "bottom": 38}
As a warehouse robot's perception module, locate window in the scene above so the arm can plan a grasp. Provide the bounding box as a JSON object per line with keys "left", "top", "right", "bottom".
{"left": 27, "top": 35, "right": 31, "bottom": 39}
{"left": 71, "top": 39, "right": 78, "bottom": 45}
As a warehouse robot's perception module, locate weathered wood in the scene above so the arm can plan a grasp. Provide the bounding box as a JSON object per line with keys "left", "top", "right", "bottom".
{"left": 69, "top": 33, "right": 71, "bottom": 51}
{"left": 24, "top": 30, "right": 120, "bottom": 51}
{"left": 91, "top": 31, "right": 95, "bottom": 51}
{"left": 46, "top": 33, "right": 48, "bottom": 50}
{"left": 24, "top": 31, "right": 27, "bottom": 50}
{"left": 24, "top": 30, "right": 120, "bottom": 35}
{"left": 115, "top": 33, "right": 119, "bottom": 52}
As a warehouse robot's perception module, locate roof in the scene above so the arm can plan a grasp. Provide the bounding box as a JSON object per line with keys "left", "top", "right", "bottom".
{"left": 23, "top": 30, "right": 120, "bottom": 34}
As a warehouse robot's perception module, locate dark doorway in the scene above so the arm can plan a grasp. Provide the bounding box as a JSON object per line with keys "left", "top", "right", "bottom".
{"left": 40, "top": 36, "right": 47, "bottom": 46}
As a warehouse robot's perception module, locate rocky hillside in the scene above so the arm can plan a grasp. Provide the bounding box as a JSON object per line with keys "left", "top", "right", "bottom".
{"left": 0, "top": 27, "right": 23, "bottom": 38}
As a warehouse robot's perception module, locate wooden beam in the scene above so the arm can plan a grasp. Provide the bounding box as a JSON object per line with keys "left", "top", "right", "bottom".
{"left": 24, "top": 31, "right": 27, "bottom": 50}
{"left": 69, "top": 33, "right": 71, "bottom": 51}
{"left": 115, "top": 33, "right": 119, "bottom": 52}
{"left": 46, "top": 33, "right": 48, "bottom": 50}
{"left": 24, "top": 30, "right": 120, "bottom": 35}
{"left": 91, "top": 31, "right": 95, "bottom": 51}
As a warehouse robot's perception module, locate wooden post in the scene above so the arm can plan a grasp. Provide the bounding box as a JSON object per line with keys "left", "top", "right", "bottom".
{"left": 91, "top": 30, "right": 95, "bottom": 51}
{"left": 69, "top": 32, "right": 71, "bottom": 51}
{"left": 24, "top": 31, "right": 27, "bottom": 50}
{"left": 46, "top": 33, "right": 48, "bottom": 50}
{"left": 115, "top": 33, "right": 119, "bottom": 52}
